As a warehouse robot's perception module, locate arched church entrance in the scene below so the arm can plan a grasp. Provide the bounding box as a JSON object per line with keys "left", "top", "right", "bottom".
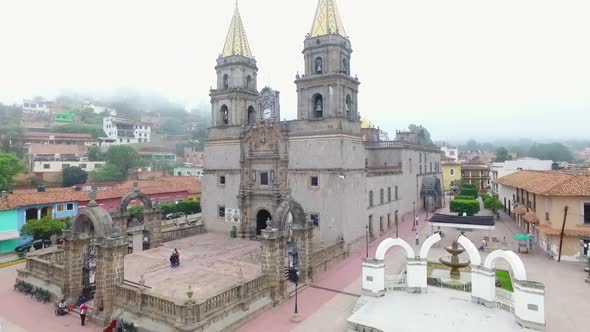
{"left": 256, "top": 209, "right": 271, "bottom": 235}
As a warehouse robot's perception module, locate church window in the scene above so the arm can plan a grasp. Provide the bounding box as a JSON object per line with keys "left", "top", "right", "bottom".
{"left": 223, "top": 74, "right": 229, "bottom": 89}
{"left": 311, "top": 176, "right": 319, "bottom": 187}
{"left": 247, "top": 106, "right": 256, "bottom": 125}
{"left": 388, "top": 187, "right": 392, "bottom": 202}
{"left": 369, "top": 191, "right": 374, "bottom": 207}
{"left": 395, "top": 185, "right": 399, "bottom": 200}
{"left": 430, "top": 162, "right": 433, "bottom": 173}
{"left": 314, "top": 57, "right": 323, "bottom": 74}
{"left": 218, "top": 206, "right": 225, "bottom": 218}
{"left": 313, "top": 94, "right": 324, "bottom": 119}
{"left": 380, "top": 189, "right": 384, "bottom": 204}
{"left": 220, "top": 105, "right": 229, "bottom": 125}
{"left": 345, "top": 95, "right": 352, "bottom": 115}
{"left": 311, "top": 213, "right": 320, "bottom": 227}
{"left": 246, "top": 75, "right": 252, "bottom": 89}
{"left": 260, "top": 172, "right": 269, "bottom": 185}
{"left": 219, "top": 175, "right": 226, "bottom": 185}
{"left": 342, "top": 57, "right": 349, "bottom": 75}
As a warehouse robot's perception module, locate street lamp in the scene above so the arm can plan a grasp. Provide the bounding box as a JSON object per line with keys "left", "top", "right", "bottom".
{"left": 394, "top": 210, "right": 399, "bottom": 238}
{"left": 285, "top": 229, "right": 301, "bottom": 321}
{"left": 365, "top": 225, "right": 369, "bottom": 258}
{"left": 412, "top": 201, "right": 416, "bottom": 231}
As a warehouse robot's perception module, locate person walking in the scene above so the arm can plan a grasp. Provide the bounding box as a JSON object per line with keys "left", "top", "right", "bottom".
{"left": 80, "top": 302, "right": 88, "bottom": 326}
{"left": 174, "top": 248, "right": 180, "bottom": 267}
{"left": 415, "top": 232, "right": 420, "bottom": 246}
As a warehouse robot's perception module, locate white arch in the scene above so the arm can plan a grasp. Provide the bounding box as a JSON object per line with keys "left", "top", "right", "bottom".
{"left": 419, "top": 233, "right": 442, "bottom": 259}
{"left": 457, "top": 235, "right": 482, "bottom": 266}
{"left": 375, "top": 238, "right": 415, "bottom": 261}
{"left": 483, "top": 250, "right": 527, "bottom": 281}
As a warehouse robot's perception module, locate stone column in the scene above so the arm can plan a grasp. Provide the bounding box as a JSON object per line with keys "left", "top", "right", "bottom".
{"left": 145, "top": 211, "right": 161, "bottom": 248}
{"left": 261, "top": 227, "right": 285, "bottom": 304}
{"left": 131, "top": 230, "right": 143, "bottom": 253}
{"left": 470, "top": 265, "right": 496, "bottom": 307}
{"left": 362, "top": 258, "right": 385, "bottom": 297}
{"left": 406, "top": 257, "right": 427, "bottom": 293}
{"left": 95, "top": 236, "right": 127, "bottom": 320}
{"left": 513, "top": 280, "right": 545, "bottom": 331}
{"left": 293, "top": 226, "right": 312, "bottom": 283}
{"left": 63, "top": 232, "right": 87, "bottom": 304}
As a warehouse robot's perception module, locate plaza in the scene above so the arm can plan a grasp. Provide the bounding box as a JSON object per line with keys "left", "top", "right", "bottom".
{"left": 124, "top": 233, "right": 262, "bottom": 302}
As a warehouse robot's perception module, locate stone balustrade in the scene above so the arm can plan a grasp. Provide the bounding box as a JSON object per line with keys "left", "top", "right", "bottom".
{"left": 23, "top": 256, "right": 65, "bottom": 283}
{"left": 113, "top": 274, "right": 269, "bottom": 327}
{"left": 310, "top": 240, "right": 350, "bottom": 278}
{"left": 31, "top": 246, "right": 66, "bottom": 264}
{"left": 161, "top": 225, "right": 206, "bottom": 243}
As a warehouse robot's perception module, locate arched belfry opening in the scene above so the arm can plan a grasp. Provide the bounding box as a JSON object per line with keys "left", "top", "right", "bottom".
{"left": 342, "top": 57, "right": 349, "bottom": 75}
{"left": 223, "top": 74, "right": 229, "bottom": 89}
{"left": 247, "top": 106, "right": 256, "bottom": 125}
{"left": 220, "top": 105, "right": 229, "bottom": 125}
{"left": 314, "top": 57, "right": 323, "bottom": 74}
{"left": 345, "top": 94, "right": 352, "bottom": 116}
{"left": 256, "top": 209, "right": 272, "bottom": 235}
{"left": 313, "top": 94, "right": 324, "bottom": 118}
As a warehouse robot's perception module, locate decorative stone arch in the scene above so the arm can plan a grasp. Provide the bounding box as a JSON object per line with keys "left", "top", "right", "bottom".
{"left": 484, "top": 250, "right": 527, "bottom": 281}
{"left": 274, "top": 198, "right": 307, "bottom": 231}
{"left": 63, "top": 198, "right": 126, "bottom": 320}
{"left": 420, "top": 176, "right": 443, "bottom": 211}
{"left": 418, "top": 233, "right": 442, "bottom": 259}
{"left": 119, "top": 190, "right": 153, "bottom": 213}
{"left": 457, "top": 235, "right": 482, "bottom": 266}
{"left": 113, "top": 185, "right": 161, "bottom": 251}
{"left": 375, "top": 237, "right": 415, "bottom": 260}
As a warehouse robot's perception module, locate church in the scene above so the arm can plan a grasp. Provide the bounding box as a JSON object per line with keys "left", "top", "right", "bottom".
{"left": 202, "top": 0, "right": 443, "bottom": 244}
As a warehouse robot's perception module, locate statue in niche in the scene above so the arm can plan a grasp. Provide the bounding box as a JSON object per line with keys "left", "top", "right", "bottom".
{"left": 315, "top": 57, "right": 323, "bottom": 73}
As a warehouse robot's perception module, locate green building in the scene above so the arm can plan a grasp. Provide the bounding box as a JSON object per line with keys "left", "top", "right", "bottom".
{"left": 53, "top": 112, "right": 74, "bottom": 123}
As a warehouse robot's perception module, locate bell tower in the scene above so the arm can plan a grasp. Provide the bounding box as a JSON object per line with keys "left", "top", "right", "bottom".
{"left": 295, "top": 0, "right": 360, "bottom": 121}
{"left": 210, "top": 3, "right": 259, "bottom": 127}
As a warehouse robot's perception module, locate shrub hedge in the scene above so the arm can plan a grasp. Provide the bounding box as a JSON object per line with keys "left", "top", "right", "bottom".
{"left": 450, "top": 199, "right": 480, "bottom": 216}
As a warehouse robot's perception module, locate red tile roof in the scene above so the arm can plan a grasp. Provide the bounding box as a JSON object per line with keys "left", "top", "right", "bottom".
{"left": 522, "top": 213, "right": 539, "bottom": 225}
{"left": 23, "top": 131, "right": 93, "bottom": 139}
{"left": 497, "top": 170, "right": 590, "bottom": 196}
{"left": 0, "top": 177, "right": 202, "bottom": 211}
{"left": 537, "top": 224, "right": 590, "bottom": 237}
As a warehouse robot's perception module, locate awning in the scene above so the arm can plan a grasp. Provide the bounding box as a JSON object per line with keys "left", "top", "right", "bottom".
{"left": 0, "top": 230, "right": 20, "bottom": 241}
{"left": 513, "top": 206, "right": 526, "bottom": 215}
{"left": 522, "top": 213, "right": 539, "bottom": 225}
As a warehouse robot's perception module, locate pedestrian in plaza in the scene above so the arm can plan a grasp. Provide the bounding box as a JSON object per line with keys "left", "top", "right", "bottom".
{"left": 169, "top": 253, "right": 176, "bottom": 268}
{"left": 415, "top": 232, "right": 420, "bottom": 246}
{"left": 174, "top": 248, "right": 180, "bottom": 267}
{"left": 80, "top": 302, "right": 88, "bottom": 326}
{"left": 415, "top": 215, "right": 419, "bottom": 226}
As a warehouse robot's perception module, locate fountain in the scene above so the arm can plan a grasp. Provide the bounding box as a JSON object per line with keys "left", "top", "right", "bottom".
{"left": 439, "top": 240, "right": 471, "bottom": 279}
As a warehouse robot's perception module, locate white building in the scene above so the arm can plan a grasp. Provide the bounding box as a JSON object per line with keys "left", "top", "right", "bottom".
{"left": 85, "top": 104, "right": 117, "bottom": 116}
{"left": 491, "top": 158, "right": 553, "bottom": 193}
{"left": 22, "top": 99, "right": 53, "bottom": 114}
{"left": 440, "top": 146, "right": 459, "bottom": 161}
{"left": 33, "top": 161, "right": 106, "bottom": 173}
{"left": 102, "top": 116, "right": 151, "bottom": 146}
{"left": 174, "top": 166, "right": 204, "bottom": 177}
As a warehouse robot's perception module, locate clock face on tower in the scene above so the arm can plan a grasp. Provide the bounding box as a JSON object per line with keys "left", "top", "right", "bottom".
{"left": 263, "top": 108, "right": 272, "bottom": 120}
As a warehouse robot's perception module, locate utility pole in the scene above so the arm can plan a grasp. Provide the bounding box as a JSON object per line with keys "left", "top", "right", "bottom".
{"left": 558, "top": 206, "right": 568, "bottom": 262}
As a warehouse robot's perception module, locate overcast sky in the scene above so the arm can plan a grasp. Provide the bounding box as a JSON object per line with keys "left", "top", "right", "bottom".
{"left": 1, "top": 0, "right": 589, "bottom": 141}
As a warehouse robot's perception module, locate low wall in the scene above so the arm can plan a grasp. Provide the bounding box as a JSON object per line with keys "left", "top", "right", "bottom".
{"left": 113, "top": 274, "right": 271, "bottom": 332}
{"left": 16, "top": 250, "right": 65, "bottom": 301}
{"left": 310, "top": 240, "right": 351, "bottom": 280}
{"left": 161, "top": 225, "right": 206, "bottom": 243}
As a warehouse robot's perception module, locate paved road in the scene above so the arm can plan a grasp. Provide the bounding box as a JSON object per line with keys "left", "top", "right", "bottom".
{"left": 0, "top": 264, "right": 102, "bottom": 332}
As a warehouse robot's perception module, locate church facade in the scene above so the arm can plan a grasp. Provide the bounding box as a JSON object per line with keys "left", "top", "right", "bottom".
{"left": 202, "top": 0, "right": 443, "bottom": 244}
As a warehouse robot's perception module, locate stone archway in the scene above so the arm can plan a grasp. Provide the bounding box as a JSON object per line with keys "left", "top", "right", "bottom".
{"left": 113, "top": 184, "right": 161, "bottom": 251}
{"left": 64, "top": 197, "right": 126, "bottom": 320}
{"left": 256, "top": 209, "right": 271, "bottom": 235}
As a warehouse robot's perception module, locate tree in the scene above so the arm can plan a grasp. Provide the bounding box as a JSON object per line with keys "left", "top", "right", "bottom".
{"left": 408, "top": 124, "right": 433, "bottom": 144}
{"left": 87, "top": 146, "right": 104, "bottom": 161}
{"left": 90, "top": 164, "right": 125, "bottom": 182}
{"left": 62, "top": 166, "right": 88, "bottom": 187}
{"left": 20, "top": 216, "right": 65, "bottom": 239}
{"left": 0, "top": 153, "right": 26, "bottom": 192}
{"left": 494, "top": 147, "right": 511, "bottom": 162}
{"left": 127, "top": 206, "right": 144, "bottom": 221}
{"left": 106, "top": 145, "right": 143, "bottom": 176}
{"left": 528, "top": 143, "right": 574, "bottom": 162}
{"left": 464, "top": 139, "right": 480, "bottom": 152}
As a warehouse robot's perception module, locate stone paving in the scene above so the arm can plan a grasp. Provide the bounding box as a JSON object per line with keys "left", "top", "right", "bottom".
{"left": 125, "top": 232, "right": 262, "bottom": 301}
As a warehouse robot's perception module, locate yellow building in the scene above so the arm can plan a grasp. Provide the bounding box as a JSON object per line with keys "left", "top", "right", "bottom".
{"left": 442, "top": 162, "right": 461, "bottom": 192}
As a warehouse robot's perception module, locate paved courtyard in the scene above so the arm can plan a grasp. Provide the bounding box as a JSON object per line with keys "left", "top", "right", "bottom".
{"left": 125, "top": 233, "right": 262, "bottom": 301}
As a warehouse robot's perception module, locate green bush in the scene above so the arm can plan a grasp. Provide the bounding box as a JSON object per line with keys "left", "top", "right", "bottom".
{"left": 460, "top": 188, "right": 479, "bottom": 199}
{"left": 483, "top": 195, "right": 503, "bottom": 214}
{"left": 454, "top": 195, "right": 476, "bottom": 201}
{"left": 461, "top": 184, "right": 476, "bottom": 189}
{"left": 450, "top": 199, "right": 480, "bottom": 216}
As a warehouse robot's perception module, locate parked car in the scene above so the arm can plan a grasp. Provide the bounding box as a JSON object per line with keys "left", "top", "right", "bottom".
{"left": 14, "top": 239, "right": 52, "bottom": 253}
{"left": 165, "top": 212, "right": 183, "bottom": 220}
